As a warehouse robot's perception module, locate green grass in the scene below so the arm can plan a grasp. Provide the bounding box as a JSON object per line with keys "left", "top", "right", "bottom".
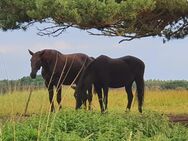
{"left": 0, "top": 88, "right": 188, "bottom": 140}
{"left": 1, "top": 110, "right": 188, "bottom": 141}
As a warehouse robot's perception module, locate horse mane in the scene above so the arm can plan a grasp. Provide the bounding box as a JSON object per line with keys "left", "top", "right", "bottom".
{"left": 40, "top": 49, "right": 61, "bottom": 63}
{"left": 41, "top": 49, "right": 61, "bottom": 56}
{"left": 76, "top": 59, "right": 94, "bottom": 91}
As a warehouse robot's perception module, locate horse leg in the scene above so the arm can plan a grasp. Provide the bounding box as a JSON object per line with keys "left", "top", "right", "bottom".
{"left": 96, "top": 88, "right": 105, "bottom": 113}
{"left": 135, "top": 77, "right": 145, "bottom": 113}
{"left": 83, "top": 99, "right": 87, "bottom": 110}
{"left": 57, "top": 86, "right": 62, "bottom": 111}
{"left": 48, "top": 86, "right": 55, "bottom": 112}
{"left": 82, "top": 90, "right": 88, "bottom": 110}
{"left": 103, "top": 87, "right": 109, "bottom": 112}
{"left": 87, "top": 85, "right": 93, "bottom": 111}
{"left": 125, "top": 85, "right": 133, "bottom": 112}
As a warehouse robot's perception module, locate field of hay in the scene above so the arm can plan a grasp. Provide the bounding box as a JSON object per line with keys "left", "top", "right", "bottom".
{"left": 0, "top": 88, "right": 188, "bottom": 116}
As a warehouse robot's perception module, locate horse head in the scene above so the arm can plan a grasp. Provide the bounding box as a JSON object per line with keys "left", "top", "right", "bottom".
{"left": 71, "top": 85, "right": 82, "bottom": 109}
{"left": 28, "top": 49, "right": 44, "bottom": 79}
{"left": 72, "top": 85, "right": 87, "bottom": 109}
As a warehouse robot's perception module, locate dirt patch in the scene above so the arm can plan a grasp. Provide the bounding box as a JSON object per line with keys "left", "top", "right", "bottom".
{"left": 168, "top": 114, "right": 188, "bottom": 126}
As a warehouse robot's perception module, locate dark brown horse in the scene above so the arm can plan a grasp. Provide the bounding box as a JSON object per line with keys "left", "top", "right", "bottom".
{"left": 75, "top": 55, "right": 145, "bottom": 113}
{"left": 29, "top": 49, "right": 93, "bottom": 112}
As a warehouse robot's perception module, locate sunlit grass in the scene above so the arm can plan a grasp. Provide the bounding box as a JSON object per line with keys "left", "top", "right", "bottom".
{"left": 144, "top": 89, "right": 188, "bottom": 114}
{"left": 0, "top": 88, "right": 76, "bottom": 117}
{"left": 107, "top": 89, "right": 188, "bottom": 114}
{"left": 0, "top": 88, "right": 188, "bottom": 117}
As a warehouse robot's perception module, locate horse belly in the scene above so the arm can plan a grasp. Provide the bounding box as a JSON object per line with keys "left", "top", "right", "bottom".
{"left": 61, "top": 72, "right": 80, "bottom": 85}
{"left": 108, "top": 75, "right": 131, "bottom": 88}
{"left": 109, "top": 79, "right": 126, "bottom": 88}
{"left": 62, "top": 79, "right": 75, "bottom": 85}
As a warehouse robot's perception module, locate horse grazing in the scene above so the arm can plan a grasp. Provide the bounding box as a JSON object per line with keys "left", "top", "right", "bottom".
{"left": 75, "top": 55, "right": 145, "bottom": 113}
{"left": 29, "top": 49, "right": 93, "bottom": 112}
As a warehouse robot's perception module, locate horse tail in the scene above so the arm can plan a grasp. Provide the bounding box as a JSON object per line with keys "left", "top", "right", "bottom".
{"left": 135, "top": 76, "right": 145, "bottom": 113}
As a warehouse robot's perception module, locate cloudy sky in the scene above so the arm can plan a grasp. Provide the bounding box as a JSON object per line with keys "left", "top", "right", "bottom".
{"left": 0, "top": 24, "right": 188, "bottom": 80}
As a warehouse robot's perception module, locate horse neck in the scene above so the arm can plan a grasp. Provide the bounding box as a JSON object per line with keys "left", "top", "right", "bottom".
{"left": 81, "top": 71, "right": 93, "bottom": 91}
{"left": 40, "top": 54, "right": 54, "bottom": 72}
{"left": 41, "top": 60, "right": 48, "bottom": 72}
{"left": 41, "top": 52, "right": 64, "bottom": 72}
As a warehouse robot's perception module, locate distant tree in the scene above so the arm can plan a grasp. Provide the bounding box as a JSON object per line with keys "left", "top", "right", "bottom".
{"left": 0, "top": 77, "right": 188, "bottom": 94}
{"left": 0, "top": 75, "right": 44, "bottom": 94}
{"left": 0, "top": 0, "right": 188, "bottom": 42}
{"left": 161, "top": 80, "right": 188, "bottom": 90}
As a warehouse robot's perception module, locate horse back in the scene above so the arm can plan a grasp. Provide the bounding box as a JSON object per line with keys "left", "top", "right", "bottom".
{"left": 86, "top": 55, "right": 145, "bottom": 88}
{"left": 94, "top": 55, "right": 145, "bottom": 74}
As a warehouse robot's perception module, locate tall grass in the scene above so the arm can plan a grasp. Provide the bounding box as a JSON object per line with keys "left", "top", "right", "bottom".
{"left": 0, "top": 88, "right": 188, "bottom": 117}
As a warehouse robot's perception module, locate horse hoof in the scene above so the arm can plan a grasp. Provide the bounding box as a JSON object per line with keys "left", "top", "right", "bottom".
{"left": 125, "top": 108, "right": 130, "bottom": 113}
{"left": 89, "top": 108, "right": 93, "bottom": 111}
{"left": 51, "top": 110, "right": 55, "bottom": 113}
{"left": 101, "top": 110, "right": 108, "bottom": 114}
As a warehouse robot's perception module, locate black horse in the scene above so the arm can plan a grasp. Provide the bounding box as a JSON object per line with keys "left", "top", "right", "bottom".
{"left": 29, "top": 49, "right": 93, "bottom": 112}
{"left": 75, "top": 55, "right": 145, "bottom": 113}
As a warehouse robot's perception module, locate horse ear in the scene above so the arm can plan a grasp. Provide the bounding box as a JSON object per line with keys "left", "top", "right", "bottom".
{"left": 39, "top": 50, "right": 45, "bottom": 56}
{"left": 71, "top": 85, "right": 77, "bottom": 90}
{"left": 28, "top": 49, "right": 34, "bottom": 56}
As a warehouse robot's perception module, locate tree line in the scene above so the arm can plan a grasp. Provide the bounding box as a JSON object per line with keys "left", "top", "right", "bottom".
{"left": 0, "top": 75, "right": 44, "bottom": 94}
{"left": 145, "top": 79, "right": 188, "bottom": 90}
{"left": 0, "top": 76, "right": 187, "bottom": 94}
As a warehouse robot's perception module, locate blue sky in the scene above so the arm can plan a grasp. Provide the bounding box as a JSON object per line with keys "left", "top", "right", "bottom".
{"left": 0, "top": 24, "right": 188, "bottom": 80}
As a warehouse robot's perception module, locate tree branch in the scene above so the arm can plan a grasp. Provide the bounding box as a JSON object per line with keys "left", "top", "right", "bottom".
{"left": 37, "top": 24, "right": 73, "bottom": 37}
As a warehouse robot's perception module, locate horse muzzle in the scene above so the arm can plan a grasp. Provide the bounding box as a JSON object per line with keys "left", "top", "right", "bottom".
{"left": 75, "top": 102, "right": 82, "bottom": 110}
{"left": 30, "top": 72, "right": 36, "bottom": 79}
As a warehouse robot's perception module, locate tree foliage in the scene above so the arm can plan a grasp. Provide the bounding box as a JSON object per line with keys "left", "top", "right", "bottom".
{"left": 0, "top": 75, "right": 44, "bottom": 94}
{"left": 0, "top": 0, "right": 188, "bottom": 42}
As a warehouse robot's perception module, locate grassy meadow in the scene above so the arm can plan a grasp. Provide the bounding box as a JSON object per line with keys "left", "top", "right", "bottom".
{"left": 0, "top": 88, "right": 188, "bottom": 116}
{"left": 0, "top": 88, "right": 188, "bottom": 140}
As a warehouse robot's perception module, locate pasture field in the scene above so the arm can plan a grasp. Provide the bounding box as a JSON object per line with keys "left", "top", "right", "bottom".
{"left": 0, "top": 88, "right": 188, "bottom": 116}
{"left": 0, "top": 88, "right": 188, "bottom": 140}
